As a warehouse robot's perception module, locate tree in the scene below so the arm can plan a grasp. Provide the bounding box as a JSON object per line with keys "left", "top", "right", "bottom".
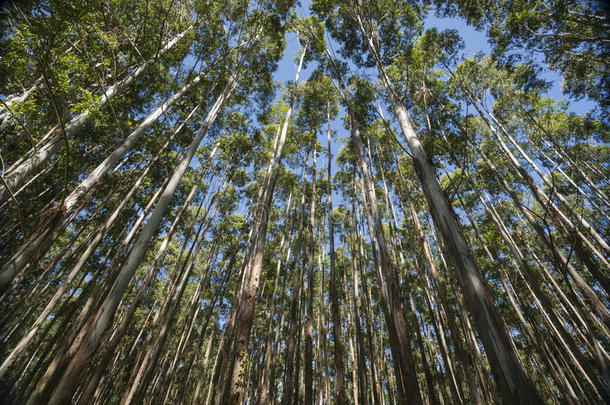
{"left": 1, "top": 1, "right": 607, "bottom": 404}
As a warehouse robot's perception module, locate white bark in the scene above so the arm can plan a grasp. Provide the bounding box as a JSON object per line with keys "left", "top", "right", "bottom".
{"left": 353, "top": 13, "right": 541, "bottom": 403}
{"left": 0, "top": 26, "right": 192, "bottom": 204}
{"left": 480, "top": 102, "right": 609, "bottom": 255}
{"left": 63, "top": 75, "right": 203, "bottom": 211}
{"left": 223, "top": 45, "right": 306, "bottom": 404}
{"left": 0, "top": 114, "right": 189, "bottom": 376}
{"left": 0, "top": 97, "right": 200, "bottom": 293}
{"left": 29, "top": 72, "right": 235, "bottom": 405}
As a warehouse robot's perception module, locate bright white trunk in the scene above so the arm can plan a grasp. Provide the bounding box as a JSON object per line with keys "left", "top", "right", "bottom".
{"left": 0, "top": 101, "right": 199, "bottom": 293}
{"left": 224, "top": 45, "right": 306, "bottom": 404}
{"left": 0, "top": 26, "right": 192, "bottom": 204}
{"left": 354, "top": 13, "right": 541, "bottom": 402}
{"left": 64, "top": 76, "right": 202, "bottom": 211}
{"left": 0, "top": 122, "right": 185, "bottom": 377}
{"left": 31, "top": 73, "right": 235, "bottom": 405}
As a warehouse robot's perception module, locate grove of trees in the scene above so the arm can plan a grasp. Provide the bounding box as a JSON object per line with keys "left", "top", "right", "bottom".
{"left": 0, "top": 0, "right": 608, "bottom": 404}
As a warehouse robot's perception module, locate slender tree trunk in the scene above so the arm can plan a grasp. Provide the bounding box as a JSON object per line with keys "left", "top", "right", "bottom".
{"left": 479, "top": 97, "right": 609, "bottom": 255}
{"left": 0, "top": 26, "right": 193, "bottom": 204}
{"left": 0, "top": 80, "right": 201, "bottom": 293}
{"left": 385, "top": 137, "right": 483, "bottom": 404}
{"left": 0, "top": 119, "right": 189, "bottom": 376}
{"left": 477, "top": 148, "right": 610, "bottom": 321}
{"left": 530, "top": 141, "right": 609, "bottom": 220}
{"left": 257, "top": 192, "right": 294, "bottom": 405}
{"left": 281, "top": 174, "right": 309, "bottom": 405}
{"left": 478, "top": 191, "right": 609, "bottom": 402}
{"left": 122, "top": 172, "right": 227, "bottom": 404}
{"left": 325, "top": 57, "right": 422, "bottom": 401}
{"left": 462, "top": 92, "right": 610, "bottom": 290}
{"left": 354, "top": 13, "right": 542, "bottom": 403}
{"left": 435, "top": 118, "right": 610, "bottom": 330}
{"left": 27, "top": 73, "right": 236, "bottom": 405}
{"left": 542, "top": 136, "right": 610, "bottom": 209}
{"left": 190, "top": 312, "right": 219, "bottom": 405}
{"left": 349, "top": 223, "right": 369, "bottom": 405}
{"left": 220, "top": 44, "right": 307, "bottom": 405}
{"left": 327, "top": 103, "right": 347, "bottom": 405}
{"left": 304, "top": 145, "right": 317, "bottom": 405}
{"left": 353, "top": 204, "right": 382, "bottom": 405}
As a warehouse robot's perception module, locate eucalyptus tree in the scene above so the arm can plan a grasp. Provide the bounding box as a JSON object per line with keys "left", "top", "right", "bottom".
{"left": 313, "top": 0, "right": 544, "bottom": 402}
{"left": 1, "top": 1, "right": 608, "bottom": 404}
{"left": 448, "top": 57, "right": 609, "bottom": 270}
{"left": 0, "top": 0, "right": 201, "bottom": 279}
{"left": 0, "top": 72, "right": 209, "bottom": 294}
{"left": 7, "top": 2, "right": 292, "bottom": 404}
{"left": 321, "top": 51, "right": 423, "bottom": 403}
{"left": 215, "top": 36, "right": 305, "bottom": 403}
{"left": 437, "top": 0, "right": 610, "bottom": 111}
{"left": 437, "top": 55, "right": 610, "bottom": 298}
{"left": 294, "top": 69, "right": 342, "bottom": 403}
{"left": 0, "top": 0, "right": 195, "bottom": 206}
{"left": 411, "top": 43, "right": 610, "bottom": 402}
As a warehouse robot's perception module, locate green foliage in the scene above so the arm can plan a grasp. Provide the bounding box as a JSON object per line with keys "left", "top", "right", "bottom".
{"left": 0, "top": 2, "right": 608, "bottom": 405}
{"left": 441, "top": 0, "right": 610, "bottom": 110}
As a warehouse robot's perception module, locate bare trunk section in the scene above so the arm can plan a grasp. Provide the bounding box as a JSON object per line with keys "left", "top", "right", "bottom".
{"left": 328, "top": 103, "right": 347, "bottom": 405}
{"left": 304, "top": 145, "right": 317, "bottom": 405}
{"left": 281, "top": 187, "right": 308, "bottom": 405}
{"left": 0, "top": 91, "right": 200, "bottom": 294}
{"left": 354, "top": 14, "right": 542, "bottom": 403}
{"left": 353, "top": 202, "right": 382, "bottom": 405}
{"left": 348, "top": 220, "right": 369, "bottom": 405}
{"left": 0, "top": 27, "right": 193, "bottom": 204}
{"left": 220, "top": 44, "right": 307, "bottom": 405}
{"left": 325, "top": 45, "right": 422, "bottom": 404}
{"left": 0, "top": 129, "right": 179, "bottom": 377}
{"left": 256, "top": 195, "right": 294, "bottom": 404}
{"left": 27, "top": 72, "right": 236, "bottom": 405}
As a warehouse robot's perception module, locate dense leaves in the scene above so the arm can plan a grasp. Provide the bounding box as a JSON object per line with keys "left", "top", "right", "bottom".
{"left": 0, "top": 0, "right": 608, "bottom": 404}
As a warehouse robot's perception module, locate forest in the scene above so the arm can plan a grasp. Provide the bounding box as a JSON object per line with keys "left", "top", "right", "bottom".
{"left": 0, "top": 0, "right": 608, "bottom": 404}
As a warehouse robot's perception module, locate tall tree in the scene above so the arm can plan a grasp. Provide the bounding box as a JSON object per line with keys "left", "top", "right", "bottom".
{"left": 1, "top": 1, "right": 607, "bottom": 404}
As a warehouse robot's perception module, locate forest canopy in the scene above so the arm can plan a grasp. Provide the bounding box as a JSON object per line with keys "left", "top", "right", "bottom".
{"left": 0, "top": 0, "right": 608, "bottom": 404}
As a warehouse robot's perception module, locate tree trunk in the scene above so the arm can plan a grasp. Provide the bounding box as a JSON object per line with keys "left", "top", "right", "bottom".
{"left": 327, "top": 103, "right": 348, "bottom": 405}
{"left": 0, "top": 27, "right": 192, "bottom": 204}
{"left": 304, "top": 145, "right": 317, "bottom": 405}
{"left": 27, "top": 72, "right": 236, "bottom": 405}
{"left": 354, "top": 13, "right": 542, "bottom": 403}
{"left": 220, "top": 44, "right": 307, "bottom": 405}
{"left": 0, "top": 80, "right": 202, "bottom": 293}
{"left": 257, "top": 192, "right": 294, "bottom": 405}
{"left": 325, "top": 48, "right": 422, "bottom": 402}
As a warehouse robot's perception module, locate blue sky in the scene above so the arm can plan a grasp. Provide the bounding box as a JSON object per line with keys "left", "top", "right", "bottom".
{"left": 274, "top": 5, "right": 596, "bottom": 114}
{"left": 264, "top": 2, "right": 600, "bottom": 230}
